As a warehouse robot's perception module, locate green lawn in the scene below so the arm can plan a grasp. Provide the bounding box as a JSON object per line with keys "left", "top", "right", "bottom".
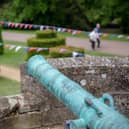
{"left": 4, "top": 40, "right": 26, "bottom": 46}
{"left": 0, "top": 47, "right": 26, "bottom": 68}
{"left": 0, "top": 77, "right": 20, "bottom": 96}
{"left": 1, "top": 40, "right": 26, "bottom": 68}
{"left": 84, "top": 50, "right": 120, "bottom": 57}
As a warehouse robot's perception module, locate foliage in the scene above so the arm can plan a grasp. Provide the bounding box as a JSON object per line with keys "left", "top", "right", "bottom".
{"left": 1, "top": 0, "right": 129, "bottom": 33}
{"left": 27, "top": 37, "right": 65, "bottom": 48}
{"left": 36, "top": 30, "right": 57, "bottom": 38}
{"left": 3, "top": 0, "right": 48, "bottom": 23}
{"left": 114, "top": 0, "right": 129, "bottom": 33}
{"left": 27, "top": 30, "right": 66, "bottom": 59}
{"left": 0, "top": 0, "right": 9, "bottom": 5}
{"left": 3, "top": 0, "right": 91, "bottom": 29}
{"left": 0, "top": 25, "right": 4, "bottom": 54}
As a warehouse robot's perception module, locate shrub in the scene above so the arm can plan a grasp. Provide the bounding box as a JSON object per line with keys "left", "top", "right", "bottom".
{"left": 27, "top": 37, "right": 65, "bottom": 48}
{"left": 49, "top": 46, "right": 85, "bottom": 58}
{"left": 36, "top": 30, "right": 57, "bottom": 39}
{"left": 0, "top": 25, "right": 4, "bottom": 54}
{"left": 27, "top": 30, "right": 66, "bottom": 59}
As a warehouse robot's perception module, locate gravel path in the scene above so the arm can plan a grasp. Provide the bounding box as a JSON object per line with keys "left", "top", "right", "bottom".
{"left": 1, "top": 31, "right": 129, "bottom": 81}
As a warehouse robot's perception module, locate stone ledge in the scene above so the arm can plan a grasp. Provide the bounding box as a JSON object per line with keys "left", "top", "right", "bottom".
{"left": 0, "top": 112, "right": 42, "bottom": 129}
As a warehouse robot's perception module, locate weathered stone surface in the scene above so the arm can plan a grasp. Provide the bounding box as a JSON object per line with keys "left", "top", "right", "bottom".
{"left": 0, "top": 97, "right": 10, "bottom": 118}
{"left": 0, "top": 112, "right": 42, "bottom": 129}
{"left": 41, "top": 107, "right": 74, "bottom": 126}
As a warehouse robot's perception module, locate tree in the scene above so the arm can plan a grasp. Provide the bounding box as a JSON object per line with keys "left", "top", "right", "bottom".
{"left": 2, "top": 0, "right": 129, "bottom": 33}
{"left": 0, "top": 0, "right": 9, "bottom": 5}
{"left": 3, "top": 0, "right": 92, "bottom": 29}
{"left": 114, "top": 0, "right": 129, "bottom": 33}
{"left": 4, "top": 0, "right": 48, "bottom": 23}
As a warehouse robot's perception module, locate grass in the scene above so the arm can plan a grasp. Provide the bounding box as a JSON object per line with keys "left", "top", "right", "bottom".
{"left": 1, "top": 40, "right": 26, "bottom": 68}
{"left": 0, "top": 77, "right": 20, "bottom": 96}
{"left": 4, "top": 40, "right": 27, "bottom": 46}
{"left": 0, "top": 49, "right": 26, "bottom": 68}
{"left": 84, "top": 50, "right": 121, "bottom": 57}
{"left": 102, "top": 35, "right": 129, "bottom": 42}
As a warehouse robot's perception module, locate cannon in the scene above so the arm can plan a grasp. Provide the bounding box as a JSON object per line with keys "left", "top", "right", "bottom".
{"left": 27, "top": 55, "right": 129, "bottom": 129}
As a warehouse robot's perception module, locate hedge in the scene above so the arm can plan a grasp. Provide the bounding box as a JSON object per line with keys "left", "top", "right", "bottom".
{"left": 27, "top": 30, "right": 66, "bottom": 59}
{"left": 27, "top": 37, "right": 65, "bottom": 48}
{"left": 36, "top": 30, "right": 57, "bottom": 39}
{"left": 49, "top": 46, "right": 85, "bottom": 58}
{"left": 0, "top": 25, "right": 4, "bottom": 54}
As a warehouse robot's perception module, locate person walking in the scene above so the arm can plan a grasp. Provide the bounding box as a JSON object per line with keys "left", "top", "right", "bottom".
{"left": 89, "top": 29, "right": 98, "bottom": 50}
{"left": 94, "top": 23, "right": 102, "bottom": 48}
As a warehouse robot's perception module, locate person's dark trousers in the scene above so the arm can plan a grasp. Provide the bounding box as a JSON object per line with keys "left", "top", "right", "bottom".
{"left": 90, "top": 39, "right": 95, "bottom": 50}
{"left": 97, "top": 38, "right": 100, "bottom": 48}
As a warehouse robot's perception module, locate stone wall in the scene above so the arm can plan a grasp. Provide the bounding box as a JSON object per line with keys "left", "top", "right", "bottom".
{"left": 0, "top": 56, "right": 129, "bottom": 129}
{"left": 21, "top": 56, "right": 129, "bottom": 124}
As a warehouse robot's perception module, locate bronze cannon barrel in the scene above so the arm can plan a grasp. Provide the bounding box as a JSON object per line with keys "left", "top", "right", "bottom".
{"left": 27, "top": 55, "right": 129, "bottom": 129}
